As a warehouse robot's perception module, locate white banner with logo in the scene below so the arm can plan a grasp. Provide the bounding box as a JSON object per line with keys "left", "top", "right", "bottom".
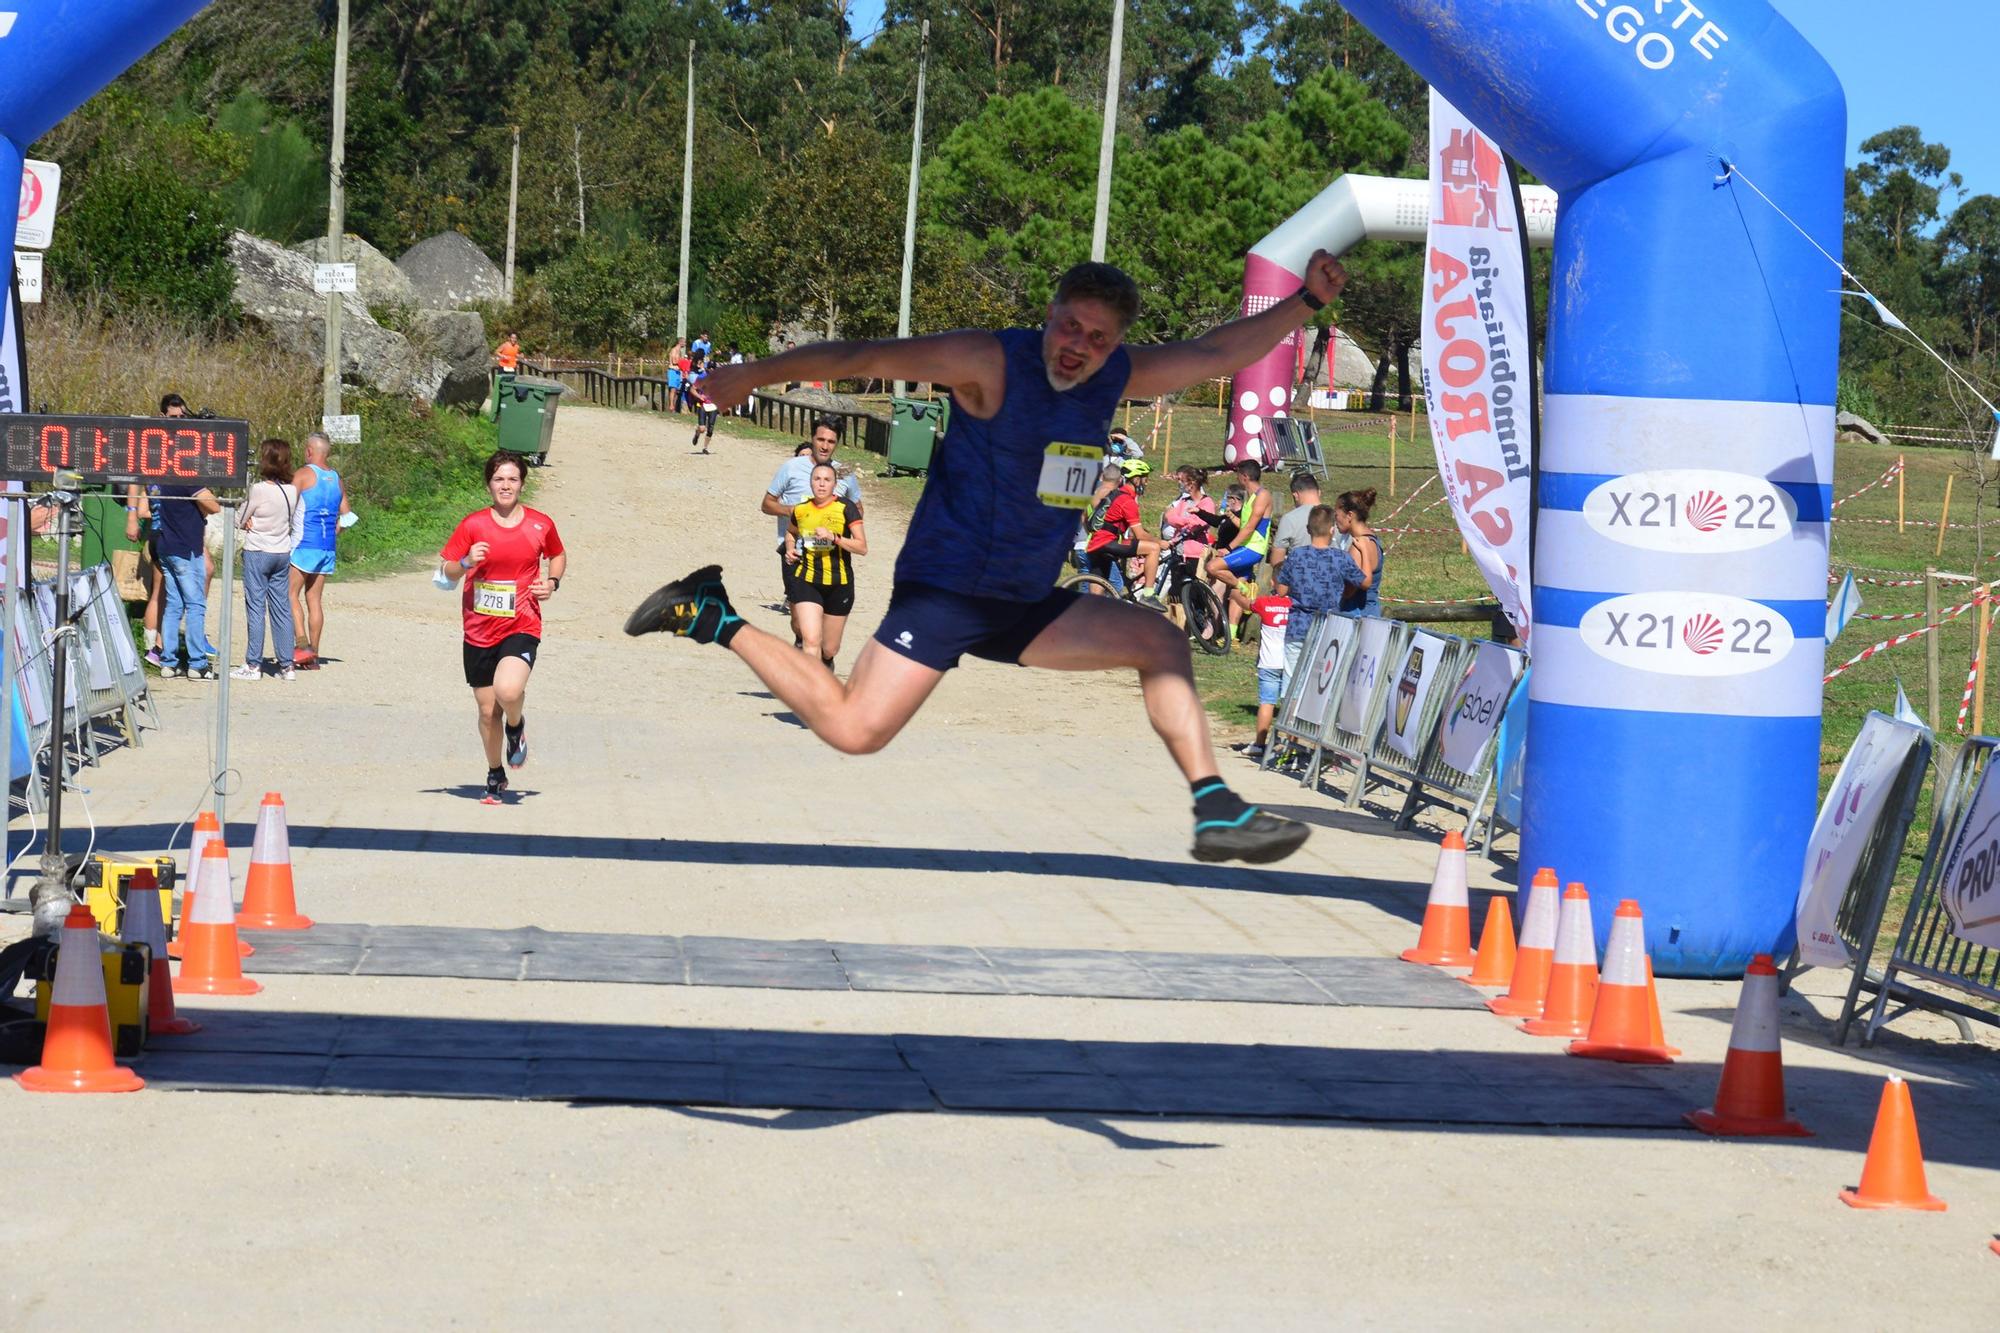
{"left": 1440, "top": 640, "right": 1526, "bottom": 775}
{"left": 1384, "top": 629, "right": 1450, "bottom": 761}
{"left": 1932, "top": 760, "right": 2000, "bottom": 951}
{"left": 1297, "top": 614, "right": 1357, "bottom": 727}
{"left": 1422, "top": 89, "right": 1534, "bottom": 642}
{"left": 1336, "top": 616, "right": 1395, "bottom": 736}
{"left": 1794, "top": 713, "right": 1926, "bottom": 967}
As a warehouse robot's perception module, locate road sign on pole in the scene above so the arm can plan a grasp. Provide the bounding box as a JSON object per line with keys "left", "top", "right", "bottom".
{"left": 17, "top": 159, "right": 60, "bottom": 249}
{"left": 312, "top": 262, "right": 357, "bottom": 294}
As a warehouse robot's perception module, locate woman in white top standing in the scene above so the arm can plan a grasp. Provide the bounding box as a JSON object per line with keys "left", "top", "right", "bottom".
{"left": 234, "top": 437, "right": 301, "bottom": 680}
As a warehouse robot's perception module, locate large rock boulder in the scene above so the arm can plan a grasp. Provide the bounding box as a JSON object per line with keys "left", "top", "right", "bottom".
{"left": 292, "top": 232, "right": 417, "bottom": 313}
{"left": 1837, "top": 410, "right": 1888, "bottom": 445}
{"left": 397, "top": 231, "right": 505, "bottom": 310}
{"left": 409, "top": 309, "right": 491, "bottom": 407}
{"left": 229, "top": 230, "right": 447, "bottom": 400}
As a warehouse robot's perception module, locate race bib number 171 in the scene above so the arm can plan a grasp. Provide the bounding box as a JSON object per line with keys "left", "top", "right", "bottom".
{"left": 1038, "top": 442, "right": 1103, "bottom": 510}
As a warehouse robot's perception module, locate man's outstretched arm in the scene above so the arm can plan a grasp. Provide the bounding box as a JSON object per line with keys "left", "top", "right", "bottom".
{"left": 699, "top": 330, "right": 1007, "bottom": 418}
{"left": 1124, "top": 250, "right": 1347, "bottom": 400}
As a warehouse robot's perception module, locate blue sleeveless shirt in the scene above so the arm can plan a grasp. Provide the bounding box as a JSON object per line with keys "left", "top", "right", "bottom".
{"left": 896, "top": 328, "right": 1132, "bottom": 601}
{"left": 298, "top": 463, "right": 343, "bottom": 551}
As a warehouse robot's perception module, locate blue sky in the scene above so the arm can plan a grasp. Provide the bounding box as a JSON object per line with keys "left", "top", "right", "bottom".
{"left": 847, "top": 1, "right": 1992, "bottom": 200}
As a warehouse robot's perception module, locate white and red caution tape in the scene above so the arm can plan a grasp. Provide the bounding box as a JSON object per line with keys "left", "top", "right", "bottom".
{"left": 1382, "top": 594, "right": 1493, "bottom": 606}
{"left": 1959, "top": 651, "right": 1981, "bottom": 731}
{"left": 1830, "top": 458, "right": 1903, "bottom": 509}
{"left": 1828, "top": 570, "right": 1927, "bottom": 588}
{"left": 1825, "top": 624, "right": 1944, "bottom": 682}
{"left": 1378, "top": 474, "right": 1438, "bottom": 523}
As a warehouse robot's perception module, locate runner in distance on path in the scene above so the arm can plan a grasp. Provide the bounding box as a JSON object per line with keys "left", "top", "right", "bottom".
{"left": 439, "top": 451, "right": 568, "bottom": 803}
{"left": 627, "top": 253, "right": 1347, "bottom": 863}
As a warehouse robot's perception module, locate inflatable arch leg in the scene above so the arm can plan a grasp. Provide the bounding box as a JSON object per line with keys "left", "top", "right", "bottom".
{"left": 1340, "top": 0, "right": 1845, "bottom": 975}
{"left": 0, "top": 3, "right": 212, "bottom": 260}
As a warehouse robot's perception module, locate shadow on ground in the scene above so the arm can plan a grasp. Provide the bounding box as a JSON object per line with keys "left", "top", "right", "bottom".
{"left": 19, "top": 1008, "right": 1989, "bottom": 1163}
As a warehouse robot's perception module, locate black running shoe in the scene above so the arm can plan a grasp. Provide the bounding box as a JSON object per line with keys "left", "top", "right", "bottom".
{"left": 624, "top": 564, "right": 743, "bottom": 644}
{"left": 483, "top": 766, "right": 508, "bottom": 804}
{"left": 1191, "top": 808, "right": 1312, "bottom": 864}
{"left": 505, "top": 717, "right": 527, "bottom": 769}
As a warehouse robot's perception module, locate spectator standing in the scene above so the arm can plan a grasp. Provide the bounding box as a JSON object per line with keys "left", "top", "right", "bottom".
{"left": 1268, "top": 471, "right": 1349, "bottom": 580}
{"left": 1266, "top": 506, "right": 1360, "bottom": 686}
{"left": 692, "top": 330, "right": 712, "bottom": 369}
{"left": 126, "top": 391, "right": 191, "bottom": 666}
{"left": 233, "top": 438, "right": 300, "bottom": 680}
{"left": 666, "top": 358, "right": 684, "bottom": 414}
{"left": 1335, "top": 489, "right": 1383, "bottom": 616}
{"left": 675, "top": 349, "right": 696, "bottom": 411}
{"left": 291, "top": 432, "right": 353, "bottom": 668}
{"left": 138, "top": 472, "right": 222, "bottom": 679}
{"left": 1239, "top": 588, "right": 1291, "bottom": 762}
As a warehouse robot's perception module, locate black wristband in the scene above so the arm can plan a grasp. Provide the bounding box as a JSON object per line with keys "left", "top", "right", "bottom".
{"left": 1298, "top": 288, "right": 1325, "bottom": 313}
{"left": 551, "top": 576, "right": 562, "bottom": 592}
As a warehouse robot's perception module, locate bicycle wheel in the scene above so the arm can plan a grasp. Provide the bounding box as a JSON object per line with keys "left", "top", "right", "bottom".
{"left": 1059, "top": 571, "right": 1120, "bottom": 598}
{"left": 1180, "top": 580, "right": 1231, "bottom": 656}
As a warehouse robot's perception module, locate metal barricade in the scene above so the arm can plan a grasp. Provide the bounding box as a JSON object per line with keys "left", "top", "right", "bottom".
{"left": 1353, "top": 632, "right": 1477, "bottom": 817}
{"left": 1854, "top": 736, "right": 2000, "bottom": 1045}
{"left": 1263, "top": 613, "right": 1347, "bottom": 770}
{"left": 1394, "top": 640, "right": 1528, "bottom": 833}
{"left": 1311, "top": 617, "right": 1410, "bottom": 808}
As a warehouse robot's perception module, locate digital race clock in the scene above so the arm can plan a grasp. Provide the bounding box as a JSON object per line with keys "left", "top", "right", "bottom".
{"left": 0, "top": 414, "right": 252, "bottom": 488}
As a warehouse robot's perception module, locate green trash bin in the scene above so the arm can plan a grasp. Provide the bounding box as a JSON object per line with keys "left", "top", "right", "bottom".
{"left": 887, "top": 397, "right": 946, "bottom": 476}
{"left": 495, "top": 375, "right": 565, "bottom": 465}
{"left": 81, "top": 493, "right": 141, "bottom": 568}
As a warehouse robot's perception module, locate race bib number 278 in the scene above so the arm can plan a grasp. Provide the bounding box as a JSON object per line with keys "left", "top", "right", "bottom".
{"left": 1038, "top": 442, "right": 1103, "bottom": 510}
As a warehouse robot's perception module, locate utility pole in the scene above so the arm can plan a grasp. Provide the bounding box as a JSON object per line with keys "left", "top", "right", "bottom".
{"left": 504, "top": 125, "right": 520, "bottom": 304}
{"left": 892, "top": 19, "right": 931, "bottom": 402}
{"left": 676, "top": 39, "right": 695, "bottom": 344}
{"left": 321, "top": 0, "right": 350, "bottom": 421}
{"left": 1090, "top": 0, "right": 1125, "bottom": 263}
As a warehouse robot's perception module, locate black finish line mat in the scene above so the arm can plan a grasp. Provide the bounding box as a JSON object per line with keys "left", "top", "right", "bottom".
{"left": 121, "top": 1012, "right": 1691, "bottom": 1127}
{"left": 238, "top": 924, "right": 1487, "bottom": 1011}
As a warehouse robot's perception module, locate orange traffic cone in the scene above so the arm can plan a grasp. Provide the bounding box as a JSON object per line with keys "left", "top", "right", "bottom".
{"left": 1644, "top": 958, "right": 1682, "bottom": 1059}
{"left": 1685, "top": 954, "right": 1809, "bottom": 1136}
{"left": 1840, "top": 1076, "right": 1946, "bottom": 1211}
{"left": 121, "top": 868, "right": 198, "bottom": 1036}
{"left": 239, "top": 792, "right": 312, "bottom": 930}
{"left": 14, "top": 905, "right": 145, "bottom": 1092}
{"left": 1521, "top": 883, "right": 1597, "bottom": 1037}
{"left": 172, "top": 811, "right": 250, "bottom": 960}
{"left": 176, "top": 839, "right": 261, "bottom": 997}
{"left": 1463, "top": 897, "right": 1517, "bottom": 987}
{"left": 1401, "top": 831, "right": 1474, "bottom": 967}
{"left": 1488, "top": 868, "right": 1559, "bottom": 1017}
{"left": 1569, "top": 900, "right": 1675, "bottom": 1063}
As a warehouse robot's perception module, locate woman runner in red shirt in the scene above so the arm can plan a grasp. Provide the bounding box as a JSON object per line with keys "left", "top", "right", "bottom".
{"left": 438, "top": 451, "right": 568, "bottom": 802}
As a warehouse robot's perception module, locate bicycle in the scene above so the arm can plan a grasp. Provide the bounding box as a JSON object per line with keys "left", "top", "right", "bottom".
{"left": 1059, "top": 539, "right": 1230, "bottom": 656}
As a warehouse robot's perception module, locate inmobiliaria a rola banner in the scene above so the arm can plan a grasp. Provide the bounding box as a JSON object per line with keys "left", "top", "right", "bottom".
{"left": 1421, "top": 89, "right": 1534, "bottom": 642}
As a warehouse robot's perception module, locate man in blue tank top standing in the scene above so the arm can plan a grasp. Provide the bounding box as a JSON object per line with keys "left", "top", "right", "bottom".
{"left": 627, "top": 254, "right": 1346, "bottom": 864}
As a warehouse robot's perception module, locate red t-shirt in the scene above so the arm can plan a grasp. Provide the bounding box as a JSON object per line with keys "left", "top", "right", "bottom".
{"left": 440, "top": 507, "right": 565, "bottom": 647}
{"left": 1086, "top": 487, "right": 1141, "bottom": 552}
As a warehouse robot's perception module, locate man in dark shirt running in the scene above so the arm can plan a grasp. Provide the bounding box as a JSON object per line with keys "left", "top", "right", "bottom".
{"left": 627, "top": 254, "right": 1346, "bottom": 864}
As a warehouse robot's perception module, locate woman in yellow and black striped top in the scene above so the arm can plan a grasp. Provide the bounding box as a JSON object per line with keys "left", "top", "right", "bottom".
{"left": 785, "top": 463, "right": 868, "bottom": 671}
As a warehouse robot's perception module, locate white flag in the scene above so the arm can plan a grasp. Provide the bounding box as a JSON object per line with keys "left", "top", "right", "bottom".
{"left": 1421, "top": 90, "right": 1534, "bottom": 643}
{"left": 1825, "top": 570, "right": 1862, "bottom": 644}
{"left": 1893, "top": 679, "right": 1927, "bottom": 731}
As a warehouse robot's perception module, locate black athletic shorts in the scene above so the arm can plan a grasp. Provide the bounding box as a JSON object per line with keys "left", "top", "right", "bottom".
{"left": 1086, "top": 541, "right": 1138, "bottom": 580}
{"left": 872, "top": 581, "right": 1080, "bottom": 673}
{"left": 784, "top": 575, "right": 856, "bottom": 618}
{"left": 463, "top": 632, "right": 540, "bottom": 688}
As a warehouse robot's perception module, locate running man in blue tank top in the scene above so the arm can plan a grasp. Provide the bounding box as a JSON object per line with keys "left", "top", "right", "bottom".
{"left": 627, "top": 255, "right": 1347, "bottom": 864}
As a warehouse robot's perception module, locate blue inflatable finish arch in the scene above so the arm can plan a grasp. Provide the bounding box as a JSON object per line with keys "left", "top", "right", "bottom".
{"left": 1340, "top": 1, "right": 1845, "bottom": 974}
{"left": 0, "top": 3, "right": 211, "bottom": 267}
